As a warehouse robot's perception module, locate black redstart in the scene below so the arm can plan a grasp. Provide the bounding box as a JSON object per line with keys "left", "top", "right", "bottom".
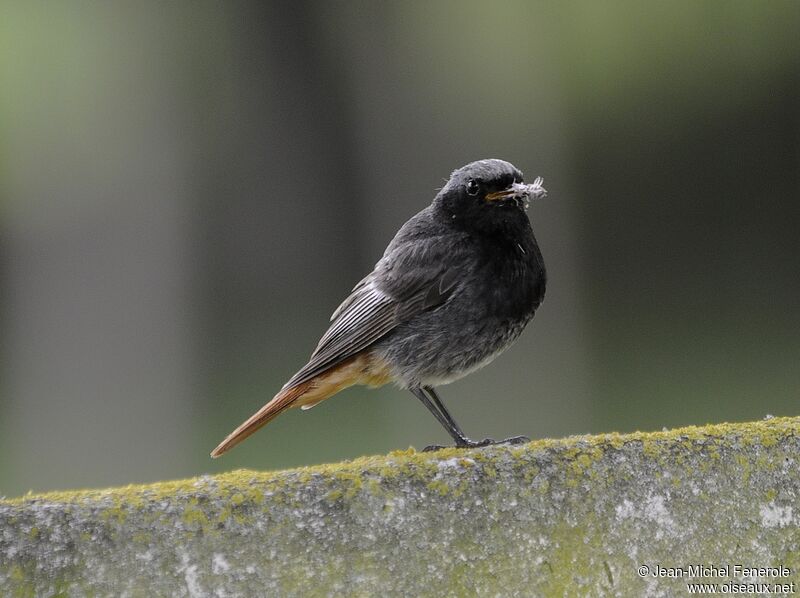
{"left": 211, "top": 158, "right": 547, "bottom": 457}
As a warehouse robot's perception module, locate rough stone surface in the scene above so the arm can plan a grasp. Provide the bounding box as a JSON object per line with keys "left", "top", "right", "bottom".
{"left": 2, "top": 417, "right": 799, "bottom": 597}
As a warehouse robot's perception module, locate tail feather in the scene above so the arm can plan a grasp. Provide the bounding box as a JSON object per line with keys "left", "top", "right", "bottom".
{"left": 210, "top": 382, "right": 311, "bottom": 458}
{"left": 210, "top": 352, "right": 392, "bottom": 458}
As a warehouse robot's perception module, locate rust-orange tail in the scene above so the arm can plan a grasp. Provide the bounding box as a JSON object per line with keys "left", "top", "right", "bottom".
{"left": 210, "top": 353, "right": 392, "bottom": 458}
{"left": 210, "top": 381, "right": 313, "bottom": 458}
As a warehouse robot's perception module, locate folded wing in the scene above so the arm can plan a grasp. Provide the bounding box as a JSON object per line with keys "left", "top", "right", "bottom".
{"left": 282, "top": 239, "right": 460, "bottom": 390}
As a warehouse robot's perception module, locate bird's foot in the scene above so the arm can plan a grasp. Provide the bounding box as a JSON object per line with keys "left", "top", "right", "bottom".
{"left": 494, "top": 435, "right": 530, "bottom": 446}
{"left": 422, "top": 435, "right": 530, "bottom": 452}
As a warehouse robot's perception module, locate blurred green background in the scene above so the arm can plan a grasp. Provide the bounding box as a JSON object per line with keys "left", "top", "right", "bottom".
{"left": 1, "top": 1, "right": 798, "bottom": 497}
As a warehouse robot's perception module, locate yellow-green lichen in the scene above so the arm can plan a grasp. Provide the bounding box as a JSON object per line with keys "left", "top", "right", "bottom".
{"left": 4, "top": 415, "right": 800, "bottom": 597}
{"left": 325, "top": 489, "right": 343, "bottom": 502}
{"left": 427, "top": 480, "right": 451, "bottom": 496}
{"left": 181, "top": 498, "right": 210, "bottom": 530}
{"left": 2, "top": 416, "right": 798, "bottom": 507}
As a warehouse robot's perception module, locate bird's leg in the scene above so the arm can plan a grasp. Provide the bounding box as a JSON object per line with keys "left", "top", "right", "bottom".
{"left": 409, "top": 387, "right": 469, "bottom": 448}
{"left": 411, "top": 386, "right": 530, "bottom": 451}
{"left": 422, "top": 386, "right": 466, "bottom": 438}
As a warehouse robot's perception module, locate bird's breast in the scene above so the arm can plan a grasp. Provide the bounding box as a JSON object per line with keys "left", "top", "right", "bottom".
{"left": 474, "top": 232, "right": 546, "bottom": 322}
{"left": 372, "top": 232, "right": 545, "bottom": 388}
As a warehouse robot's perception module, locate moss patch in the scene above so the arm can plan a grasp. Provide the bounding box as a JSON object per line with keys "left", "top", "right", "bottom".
{"left": 2, "top": 416, "right": 799, "bottom": 597}
{"left": 4, "top": 416, "right": 796, "bottom": 506}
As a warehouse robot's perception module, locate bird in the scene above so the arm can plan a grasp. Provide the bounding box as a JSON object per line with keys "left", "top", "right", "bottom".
{"left": 210, "top": 158, "right": 547, "bottom": 457}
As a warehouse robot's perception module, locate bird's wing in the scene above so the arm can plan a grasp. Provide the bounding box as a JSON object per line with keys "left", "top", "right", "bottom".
{"left": 282, "top": 239, "right": 460, "bottom": 389}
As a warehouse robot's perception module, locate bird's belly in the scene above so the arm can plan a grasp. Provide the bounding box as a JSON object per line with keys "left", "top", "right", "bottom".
{"left": 372, "top": 311, "right": 531, "bottom": 389}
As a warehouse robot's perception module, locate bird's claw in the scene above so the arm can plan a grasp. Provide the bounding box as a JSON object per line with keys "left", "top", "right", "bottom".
{"left": 499, "top": 435, "right": 530, "bottom": 445}
{"left": 422, "top": 435, "right": 530, "bottom": 452}
{"left": 469, "top": 435, "right": 530, "bottom": 447}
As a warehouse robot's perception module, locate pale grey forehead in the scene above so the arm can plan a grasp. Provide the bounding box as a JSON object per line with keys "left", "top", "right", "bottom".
{"left": 448, "top": 159, "right": 522, "bottom": 183}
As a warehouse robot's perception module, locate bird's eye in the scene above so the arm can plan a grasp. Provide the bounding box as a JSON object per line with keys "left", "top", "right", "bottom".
{"left": 466, "top": 179, "right": 480, "bottom": 196}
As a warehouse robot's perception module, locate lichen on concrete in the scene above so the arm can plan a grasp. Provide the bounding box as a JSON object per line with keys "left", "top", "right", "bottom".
{"left": 2, "top": 417, "right": 799, "bottom": 597}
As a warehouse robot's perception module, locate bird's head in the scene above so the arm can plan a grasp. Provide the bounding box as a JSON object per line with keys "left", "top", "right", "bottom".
{"left": 436, "top": 159, "right": 546, "bottom": 231}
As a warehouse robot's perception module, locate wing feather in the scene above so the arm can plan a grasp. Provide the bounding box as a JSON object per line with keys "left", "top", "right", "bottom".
{"left": 283, "top": 282, "right": 398, "bottom": 388}
{"left": 283, "top": 238, "right": 461, "bottom": 390}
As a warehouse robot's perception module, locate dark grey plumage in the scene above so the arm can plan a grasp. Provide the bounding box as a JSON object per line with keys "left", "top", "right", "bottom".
{"left": 286, "top": 158, "right": 547, "bottom": 390}
{"left": 211, "top": 158, "right": 548, "bottom": 457}
{"left": 372, "top": 161, "right": 547, "bottom": 388}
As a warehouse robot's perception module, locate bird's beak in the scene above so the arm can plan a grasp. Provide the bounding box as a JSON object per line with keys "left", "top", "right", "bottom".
{"left": 485, "top": 177, "right": 547, "bottom": 208}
